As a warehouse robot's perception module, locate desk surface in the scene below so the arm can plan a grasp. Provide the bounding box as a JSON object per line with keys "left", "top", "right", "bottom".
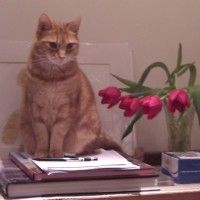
{"left": 1, "top": 183, "right": 200, "bottom": 200}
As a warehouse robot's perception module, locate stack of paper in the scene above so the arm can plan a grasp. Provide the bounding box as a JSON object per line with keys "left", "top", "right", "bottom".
{"left": 32, "top": 149, "right": 140, "bottom": 172}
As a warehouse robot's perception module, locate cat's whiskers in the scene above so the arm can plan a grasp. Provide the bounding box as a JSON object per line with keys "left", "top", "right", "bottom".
{"left": 54, "top": 64, "right": 66, "bottom": 74}
{"left": 31, "top": 56, "right": 67, "bottom": 76}
{"left": 31, "top": 54, "right": 47, "bottom": 63}
{"left": 47, "top": 54, "right": 75, "bottom": 66}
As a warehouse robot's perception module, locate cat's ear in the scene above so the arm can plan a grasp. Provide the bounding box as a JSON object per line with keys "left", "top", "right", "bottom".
{"left": 37, "top": 13, "right": 52, "bottom": 37}
{"left": 67, "top": 16, "right": 81, "bottom": 34}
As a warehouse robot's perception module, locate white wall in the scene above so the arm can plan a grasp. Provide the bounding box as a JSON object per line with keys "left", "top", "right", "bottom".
{"left": 0, "top": 0, "right": 200, "bottom": 152}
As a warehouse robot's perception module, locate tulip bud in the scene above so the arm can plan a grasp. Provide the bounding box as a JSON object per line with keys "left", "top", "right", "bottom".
{"left": 119, "top": 96, "right": 140, "bottom": 117}
{"left": 167, "top": 89, "right": 190, "bottom": 113}
{"left": 140, "top": 95, "right": 162, "bottom": 119}
{"left": 98, "top": 86, "right": 121, "bottom": 108}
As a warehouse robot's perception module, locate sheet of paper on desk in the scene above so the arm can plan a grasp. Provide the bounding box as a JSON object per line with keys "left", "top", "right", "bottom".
{"left": 32, "top": 149, "right": 140, "bottom": 172}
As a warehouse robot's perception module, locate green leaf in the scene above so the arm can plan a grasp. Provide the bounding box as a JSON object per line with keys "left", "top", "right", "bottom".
{"left": 112, "top": 74, "right": 152, "bottom": 94}
{"left": 168, "top": 43, "right": 183, "bottom": 86}
{"left": 170, "top": 44, "right": 196, "bottom": 87}
{"left": 175, "top": 63, "right": 197, "bottom": 86}
{"left": 120, "top": 85, "right": 152, "bottom": 93}
{"left": 120, "top": 87, "right": 166, "bottom": 97}
{"left": 176, "top": 63, "right": 194, "bottom": 76}
{"left": 111, "top": 74, "right": 138, "bottom": 88}
{"left": 138, "top": 62, "right": 172, "bottom": 86}
{"left": 183, "top": 63, "right": 196, "bottom": 86}
{"left": 120, "top": 87, "right": 136, "bottom": 93}
{"left": 121, "top": 112, "right": 142, "bottom": 140}
{"left": 188, "top": 85, "right": 200, "bottom": 124}
{"left": 176, "top": 43, "right": 182, "bottom": 68}
{"left": 171, "top": 43, "right": 183, "bottom": 76}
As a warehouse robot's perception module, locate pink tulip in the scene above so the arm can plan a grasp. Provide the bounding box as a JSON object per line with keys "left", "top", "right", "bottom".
{"left": 98, "top": 86, "right": 121, "bottom": 108}
{"left": 140, "top": 95, "right": 162, "bottom": 119}
{"left": 167, "top": 89, "right": 190, "bottom": 113}
{"left": 119, "top": 96, "right": 140, "bottom": 117}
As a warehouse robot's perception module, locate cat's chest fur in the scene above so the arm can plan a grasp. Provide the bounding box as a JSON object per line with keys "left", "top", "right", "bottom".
{"left": 32, "top": 82, "right": 72, "bottom": 106}
{"left": 26, "top": 74, "right": 80, "bottom": 124}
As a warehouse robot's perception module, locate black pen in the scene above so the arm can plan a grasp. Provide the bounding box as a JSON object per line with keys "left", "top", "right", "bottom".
{"left": 33, "top": 157, "right": 98, "bottom": 162}
{"left": 34, "top": 158, "right": 66, "bottom": 161}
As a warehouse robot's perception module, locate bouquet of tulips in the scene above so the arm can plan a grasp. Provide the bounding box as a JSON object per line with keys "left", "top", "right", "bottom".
{"left": 98, "top": 44, "right": 200, "bottom": 139}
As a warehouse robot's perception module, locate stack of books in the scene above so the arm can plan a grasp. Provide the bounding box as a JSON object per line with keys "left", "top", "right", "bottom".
{"left": 0, "top": 149, "right": 159, "bottom": 198}
{"left": 161, "top": 151, "right": 200, "bottom": 183}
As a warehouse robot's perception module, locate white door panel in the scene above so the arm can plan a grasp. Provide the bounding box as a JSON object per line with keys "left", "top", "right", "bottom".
{"left": 0, "top": 41, "right": 136, "bottom": 156}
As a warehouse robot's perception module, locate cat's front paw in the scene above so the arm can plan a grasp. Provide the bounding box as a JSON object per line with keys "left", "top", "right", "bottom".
{"left": 34, "top": 150, "right": 48, "bottom": 158}
{"left": 49, "top": 149, "right": 64, "bottom": 158}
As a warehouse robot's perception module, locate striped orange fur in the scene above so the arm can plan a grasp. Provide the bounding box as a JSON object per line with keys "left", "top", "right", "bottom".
{"left": 2, "top": 14, "right": 121, "bottom": 158}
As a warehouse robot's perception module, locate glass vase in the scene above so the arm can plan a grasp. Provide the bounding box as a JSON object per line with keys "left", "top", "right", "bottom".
{"left": 164, "top": 104, "right": 195, "bottom": 152}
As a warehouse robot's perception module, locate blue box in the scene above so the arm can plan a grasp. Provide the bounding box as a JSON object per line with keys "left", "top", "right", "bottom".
{"left": 161, "top": 151, "right": 200, "bottom": 183}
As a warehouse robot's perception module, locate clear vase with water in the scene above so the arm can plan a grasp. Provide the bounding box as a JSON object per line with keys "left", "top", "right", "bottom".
{"left": 164, "top": 104, "right": 195, "bottom": 152}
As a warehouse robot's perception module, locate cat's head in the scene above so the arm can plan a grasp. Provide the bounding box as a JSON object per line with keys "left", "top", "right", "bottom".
{"left": 32, "top": 14, "right": 81, "bottom": 67}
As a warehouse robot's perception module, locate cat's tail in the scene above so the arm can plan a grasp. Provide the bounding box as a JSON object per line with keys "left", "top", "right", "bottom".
{"left": 1, "top": 69, "right": 26, "bottom": 145}
{"left": 83, "top": 132, "right": 123, "bottom": 154}
{"left": 1, "top": 110, "right": 21, "bottom": 144}
{"left": 99, "top": 133, "right": 123, "bottom": 152}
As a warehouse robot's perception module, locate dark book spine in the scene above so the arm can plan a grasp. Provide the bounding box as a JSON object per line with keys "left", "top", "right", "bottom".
{"left": 9, "top": 152, "right": 43, "bottom": 181}
{"left": 0, "top": 172, "right": 9, "bottom": 197}
{"left": 0, "top": 158, "right": 32, "bottom": 198}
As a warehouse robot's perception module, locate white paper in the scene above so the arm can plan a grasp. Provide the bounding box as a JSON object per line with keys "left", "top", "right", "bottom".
{"left": 32, "top": 149, "right": 140, "bottom": 172}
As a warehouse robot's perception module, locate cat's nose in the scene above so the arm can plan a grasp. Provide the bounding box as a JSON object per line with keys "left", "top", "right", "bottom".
{"left": 58, "top": 50, "right": 66, "bottom": 59}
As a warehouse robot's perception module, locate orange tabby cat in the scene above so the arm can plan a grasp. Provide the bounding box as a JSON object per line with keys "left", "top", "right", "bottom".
{"left": 2, "top": 14, "right": 121, "bottom": 158}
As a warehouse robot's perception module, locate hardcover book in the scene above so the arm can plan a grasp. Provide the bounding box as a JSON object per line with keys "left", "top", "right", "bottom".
{"left": 161, "top": 151, "right": 200, "bottom": 183}
{"left": 9, "top": 150, "right": 158, "bottom": 181}
{"left": 0, "top": 158, "right": 159, "bottom": 198}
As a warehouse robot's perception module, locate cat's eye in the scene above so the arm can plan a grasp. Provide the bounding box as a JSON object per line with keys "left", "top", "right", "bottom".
{"left": 49, "top": 42, "right": 58, "bottom": 49}
{"left": 66, "top": 43, "right": 75, "bottom": 50}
